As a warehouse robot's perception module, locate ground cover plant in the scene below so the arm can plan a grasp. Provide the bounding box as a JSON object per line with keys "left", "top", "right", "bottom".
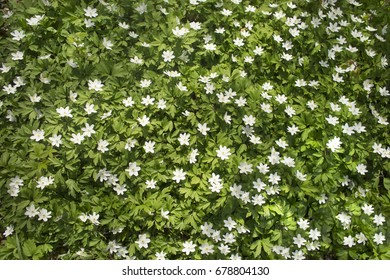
{"left": 0, "top": 0, "right": 389, "bottom": 260}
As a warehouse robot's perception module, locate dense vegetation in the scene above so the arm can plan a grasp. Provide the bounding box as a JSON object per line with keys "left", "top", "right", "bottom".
{"left": 0, "top": 0, "right": 389, "bottom": 260}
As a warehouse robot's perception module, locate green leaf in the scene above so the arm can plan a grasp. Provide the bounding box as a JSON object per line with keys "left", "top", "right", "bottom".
{"left": 384, "top": 178, "right": 390, "bottom": 191}
{"left": 191, "top": 176, "right": 200, "bottom": 185}
{"left": 250, "top": 240, "right": 262, "bottom": 258}
{"left": 261, "top": 238, "right": 272, "bottom": 256}
{"left": 22, "top": 240, "right": 37, "bottom": 258}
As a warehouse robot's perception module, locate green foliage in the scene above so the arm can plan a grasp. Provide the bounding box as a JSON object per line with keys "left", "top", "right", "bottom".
{"left": 0, "top": 0, "right": 389, "bottom": 260}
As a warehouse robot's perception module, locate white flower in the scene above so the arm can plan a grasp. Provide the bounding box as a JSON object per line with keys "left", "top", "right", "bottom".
{"left": 137, "top": 115, "right": 150, "bottom": 126}
{"left": 295, "top": 79, "right": 307, "bottom": 87}
{"left": 216, "top": 146, "right": 231, "bottom": 160}
{"left": 82, "top": 123, "right": 96, "bottom": 137}
{"left": 223, "top": 233, "right": 236, "bottom": 244}
{"left": 31, "top": 129, "right": 45, "bottom": 142}
{"left": 373, "top": 214, "right": 386, "bottom": 226}
{"left": 201, "top": 222, "right": 214, "bottom": 237}
{"left": 177, "top": 133, "right": 190, "bottom": 146}
{"left": 233, "top": 38, "right": 245, "bottom": 47}
{"left": 3, "top": 84, "right": 17, "bottom": 95}
{"left": 70, "top": 133, "right": 85, "bottom": 144}
{"left": 37, "top": 208, "right": 52, "bottom": 222}
{"left": 119, "top": 22, "right": 129, "bottom": 29}
{"left": 3, "top": 225, "right": 14, "bottom": 237}
{"left": 25, "top": 204, "right": 40, "bottom": 218}
{"left": 145, "top": 179, "right": 157, "bottom": 189}
{"left": 67, "top": 59, "right": 78, "bottom": 68}
{"left": 88, "top": 212, "right": 100, "bottom": 225}
{"left": 238, "top": 162, "right": 253, "bottom": 174}
{"left": 141, "top": 95, "right": 155, "bottom": 106}
{"left": 224, "top": 217, "right": 237, "bottom": 231}
{"left": 136, "top": 234, "right": 151, "bottom": 249}
{"left": 143, "top": 141, "right": 155, "bottom": 153}
{"left": 140, "top": 79, "right": 152, "bottom": 88}
{"left": 56, "top": 106, "right": 73, "bottom": 118}
{"left": 164, "top": 70, "right": 181, "bottom": 77}
{"left": 209, "top": 173, "right": 223, "bottom": 193}
{"left": 8, "top": 176, "right": 23, "bottom": 197}
{"left": 276, "top": 139, "right": 288, "bottom": 149}
{"left": 113, "top": 184, "right": 127, "bottom": 195}
{"left": 343, "top": 235, "right": 355, "bottom": 247}
{"left": 252, "top": 194, "right": 265, "bottom": 206}
{"left": 11, "top": 51, "right": 24, "bottom": 60}
{"left": 177, "top": 82, "right": 188, "bottom": 91}
{"left": 0, "top": 63, "right": 11, "bottom": 73}
{"left": 337, "top": 212, "right": 351, "bottom": 228}
{"left": 122, "top": 97, "right": 135, "bottom": 107}
{"left": 285, "top": 105, "right": 296, "bottom": 117}
{"left": 297, "top": 218, "right": 310, "bottom": 230}
{"left": 15, "top": 76, "right": 26, "bottom": 87}
{"left": 224, "top": 113, "right": 232, "bottom": 124}
{"left": 342, "top": 123, "right": 355, "bottom": 135}
{"left": 88, "top": 79, "right": 104, "bottom": 91}
{"left": 292, "top": 250, "right": 305, "bottom": 260}
{"left": 361, "top": 204, "right": 374, "bottom": 215}
{"left": 253, "top": 45, "right": 264, "bottom": 55}
{"left": 84, "top": 18, "right": 94, "bottom": 28}
{"left": 135, "top": 2, "right": 147, "bottom": 14}
{"left": 157, "top": 99, "right": 167, "bottom": 110}
{"left": 288, "top": 125, "right": 299, "bottom": 135}
{"left": 356, "top": 233, "right": 367, "bottom": 245}
{"left": 282, "top": 156, "right": 295, "bottom": 168}
{"left": 204, "top": 43, "right": 217, "bottom": 51}
{"left": 36, "top": 176, "right": 54, "bottom": 189}
{"left": 373, "top": 232, "right": 386, "bottom": 245}
{"left": 162, "top": 50, "right": 175, "bottom": 62}
{"left": 268, "top": 172, "right": 281, "bottom": 185}
{"left": 363, "top": 79, "right": 374, "bottom": 92}
{"left": 11, "top": 30, "right": 26, "bottom": 41}
{"left": 188, "top": 149, "right": 199, "bottom": 164}
{"left": 293, "top": 234, "right": 306, "bottom": 248}
{"left": 155, "top": 251, "right": 166, "bottom": 260}
{"left": 243, "top": 115, "right": 256, "bottom": 126}
{"left": 97, "top": 139, "right": 109, "bottom": 153}
{"left": 172, "top": 26, "right": 189, "bottom": 37}
{"left": 128, "top": 31, "right": 139, "bottom": 38}
{"left": 356, "top": 164, "right": 368, "bottom": 175}
{"left": 26, "top": 15, "right": 44, "bottom": 26}
{"left": 281, "top": 53, "right": 293, "bottom": 61}
{"left": 318, "top": 194, "right": 328, "bottom": 204}
{"left": 172, "top": 168, "right": 186, "bottom": 183}
{"left": 268, "top": 148, "right": 280, "bottom": 165}
{"left": 69, "top": 91, "right": 78, "bottom": 101}
{"left": 215, "top": 27, "right": 225, "bottom": 34}
{"left": 84, "top": 103, "right": 97, "bottom": 114}
{"left": 327, "top": 137, "right": 342, "bottom": 152}
{"left": 182, "top": 241, "right": 196, "bottom": 255}
{"left": 221, "top": 9, "right": 233, "bottom": 16}
{"left": 126, "top": 162, "right": 141, "bottom": 177}
{"left": 296, "top": 171, "right": 307, "bottom": 181}
{"left": 130, "top": 56, "right": 143, "bottom": 65}
{"left": 84, "top": 6, "right": 98, "bottom": 18}
{"left": 326, "top": 115, "right": 339, "bottom": 126}
{"left": 197, "top": 123, "right": 210, "bottom": 135}
{"left": 275, "top": 94, "right": 288, "bottom": 104}
{"left": 250, "top": 135, "right": 261, "bottom": 144}
{"left": 309, "top": 228, "right": 321, "bottom": 240}
{"left": 103, "top": 38, "right": 113, "bottom": 50}
{"left": 124, "top": 139, "right": 137, "bottom": 151}
{"left": 200, "top": 243, "right": 214, "bottom": 255}
{"left": 161, "top": 209, "right": 169, "bottom": 219}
